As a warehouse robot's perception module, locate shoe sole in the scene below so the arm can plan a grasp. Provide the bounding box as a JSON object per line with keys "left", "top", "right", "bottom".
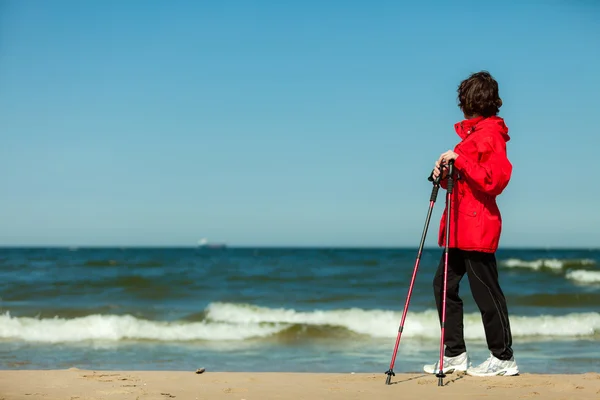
{"left": 466, "top": 367, "right": 519, "bottom": 377}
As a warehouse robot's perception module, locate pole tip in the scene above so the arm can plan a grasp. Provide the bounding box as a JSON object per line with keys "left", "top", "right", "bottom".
{"left": 384, "top": 369, "right": 395, "bottom": 385}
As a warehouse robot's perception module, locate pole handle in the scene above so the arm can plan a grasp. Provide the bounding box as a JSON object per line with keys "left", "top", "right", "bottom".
{"left": 427, "top": 171, "right": 440, "bottom": 184}
{"left": 427, "top": 163, "right": 447, "bottom": 202}
{"left": 427, "top": 171, "right": 441, "bottom": 202}
{"left": 446, "top": 160, "right": 455, "bottom": 194}
{"left": 430, "top": 184, "right": 440, "bottom": 202}
{"left": 427, "top": 162, "right": 448, "bottom": 184}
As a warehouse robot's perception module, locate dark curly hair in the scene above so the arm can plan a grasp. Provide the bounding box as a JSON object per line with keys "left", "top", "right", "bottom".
{"left": 457, "top": 71, "right": 502, "bottom": 118}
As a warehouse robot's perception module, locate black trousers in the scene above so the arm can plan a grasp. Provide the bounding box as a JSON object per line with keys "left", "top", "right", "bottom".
{"left": 433, "top": 249, "right": 514, "bottom": 360}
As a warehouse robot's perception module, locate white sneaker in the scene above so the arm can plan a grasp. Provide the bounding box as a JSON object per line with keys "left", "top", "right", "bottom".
{"left": 423, "top": 352, "right": 469, "bottom": 374}
{"left": 466, "top": 354, "right": 519, "bottom": 377}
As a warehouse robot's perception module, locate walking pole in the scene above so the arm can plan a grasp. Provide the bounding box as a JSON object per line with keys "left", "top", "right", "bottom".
{"left": 436, "top": 159, "right": 455, "bottom": 387}
{"left": 384, "top": 167, "right": 445, "bottom": 385}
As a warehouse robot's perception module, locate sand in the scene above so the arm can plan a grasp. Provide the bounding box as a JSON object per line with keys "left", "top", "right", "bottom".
{"left": 0, "top": 369, "right": 599, "bottom": 400}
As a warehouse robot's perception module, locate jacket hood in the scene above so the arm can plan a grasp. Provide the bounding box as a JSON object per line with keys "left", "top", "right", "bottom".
{"left": 454, "top": 116, "right": 510, "bottom": 142}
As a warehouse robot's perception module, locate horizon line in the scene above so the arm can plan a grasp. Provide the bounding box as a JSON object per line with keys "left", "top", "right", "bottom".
{"left": 0, "top": 245, "right": 598, "bottom": 251}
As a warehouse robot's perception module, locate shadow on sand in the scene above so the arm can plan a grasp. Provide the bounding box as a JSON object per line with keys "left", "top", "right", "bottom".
{"left": 388, "top": 372, "right": 466, "bottom": 386}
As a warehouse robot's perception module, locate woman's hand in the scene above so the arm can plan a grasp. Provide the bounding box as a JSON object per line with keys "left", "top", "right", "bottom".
{"left": 438, "top": 150, "right": 459, "bottom": 165}
{"left": 432, "top": 150, "right": 459, "bottom": 180}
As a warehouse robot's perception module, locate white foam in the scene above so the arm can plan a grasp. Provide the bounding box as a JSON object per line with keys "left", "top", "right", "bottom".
{"left": 0, "top": 312, "right": 285, "bottom": 343}
{"left": 566, "top": 270, "right": 600, "bottom": 284}
{"left": 204, "top": 302, "right": 600, "bottom": 339}
{"left": 1, "top": 303, "right": 598, "bottom": 343}
{"left": 501, "top": 258, "right": 595, "bottom": 271}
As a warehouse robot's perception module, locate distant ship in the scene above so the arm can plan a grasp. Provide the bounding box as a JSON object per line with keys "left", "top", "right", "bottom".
{"left": 197, "top": 238, "right": 227, "bottom": 249}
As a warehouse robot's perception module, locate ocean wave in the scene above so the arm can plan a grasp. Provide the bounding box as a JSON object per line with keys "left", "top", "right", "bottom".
{"left": 205, "top": 302, "right": 600, "bottom": 339}
{"left": 565, "top": 270, "right": 600, "bottom": 284}
{"left": 1, "top": 303, "right": 599, "bottom": 343}
{"left": 83, "top": 259, "right": 163, "bottom": 267}
{"left": 0, "top": 312, "right": 285, "bottom": 343}
{"left": 501, "top": 258, "right": 596, "bottom": 271}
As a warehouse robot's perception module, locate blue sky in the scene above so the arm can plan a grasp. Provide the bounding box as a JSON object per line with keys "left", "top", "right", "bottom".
{"left": 0, "top": 0, "right": 598, "bottom": 248}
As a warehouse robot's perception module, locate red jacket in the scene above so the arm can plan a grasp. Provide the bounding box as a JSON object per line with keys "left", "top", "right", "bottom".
{"left": 438, "top": 116, "right": 512, "bottom": 253}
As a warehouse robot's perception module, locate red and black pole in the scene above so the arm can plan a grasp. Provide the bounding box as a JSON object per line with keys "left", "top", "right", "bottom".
{"left": 384, "top": 168, "right": 444, "bottom": 385}
{"left": 436, "top": 159, "right": 455, "bottom": 387}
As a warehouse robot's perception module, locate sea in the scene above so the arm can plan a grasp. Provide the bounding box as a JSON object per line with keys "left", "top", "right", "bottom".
{"left": 0, "top": 247, "right": 599, "bottom": 374}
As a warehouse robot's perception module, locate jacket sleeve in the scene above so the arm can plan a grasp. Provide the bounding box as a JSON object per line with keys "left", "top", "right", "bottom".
{"left": 453, "top": 135, "right": 512, "bottom": 196}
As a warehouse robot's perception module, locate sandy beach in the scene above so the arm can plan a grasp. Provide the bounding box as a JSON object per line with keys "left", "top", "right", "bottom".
{"left": 0, "top": 369, "right": 598, "bottom": 400}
